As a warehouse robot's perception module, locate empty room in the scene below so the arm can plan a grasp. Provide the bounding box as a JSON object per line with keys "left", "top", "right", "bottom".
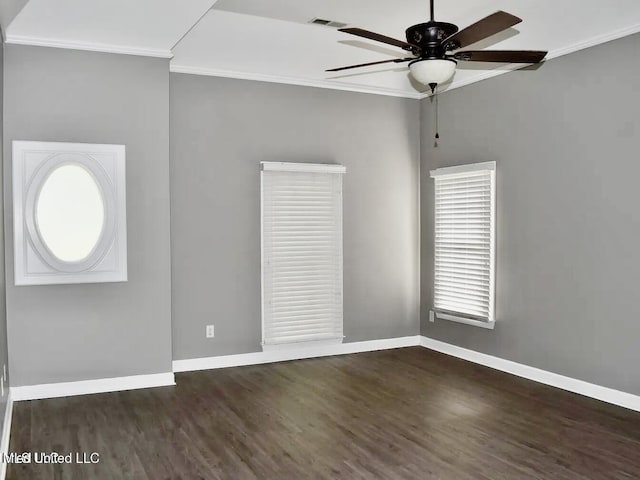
{"left": 0, "top": 0, "right": 639, "bottom": 478}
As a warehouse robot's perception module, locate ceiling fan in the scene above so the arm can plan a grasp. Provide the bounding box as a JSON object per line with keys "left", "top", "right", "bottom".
{"left": 326, "top": 0, "right": 548, "bottom": 92}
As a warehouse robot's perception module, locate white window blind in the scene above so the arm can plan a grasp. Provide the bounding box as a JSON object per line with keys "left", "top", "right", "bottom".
{"left": 430, "top": 162, "right": 496, "bottom": 324}
{"left": 261, "top": 162, "right": 345, "bottom": 346}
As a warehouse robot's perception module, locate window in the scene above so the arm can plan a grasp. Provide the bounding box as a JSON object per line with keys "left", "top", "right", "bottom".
{"left": 261, "top": 162, "right": 345, "bottom": 348}
{"left": 430, "top": 161, "right": 496, "bottom": 328}
{"left": 12, "top": 141, "right": 127, "bottom": 286}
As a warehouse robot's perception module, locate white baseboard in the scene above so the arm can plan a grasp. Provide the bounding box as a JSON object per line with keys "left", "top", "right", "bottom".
{"left": 10, "top": 372, "right": 175, "bottom": 402}
{"left": 173, "top": 335, "right": 420, "bottom": 373}
{"left": 0, "top": 393, "right": 13, "bottom": 480}
{"left": 10, "top": 335, "right": 635, "bottom": 417}
{"left": 419, "top": 336, "right": 640, "bottom": 413}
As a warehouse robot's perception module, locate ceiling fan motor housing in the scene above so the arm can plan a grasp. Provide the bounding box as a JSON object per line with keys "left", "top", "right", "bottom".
{"left": 405, "top": 21, "right": 458, "bottom": 58}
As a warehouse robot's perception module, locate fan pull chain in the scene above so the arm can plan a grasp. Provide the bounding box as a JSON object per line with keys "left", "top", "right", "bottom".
{"left": 435, "top": 89, "right": 440, "bottom": 140}
{"left": 430, "top": 83, "right": 439, "bottom": 147}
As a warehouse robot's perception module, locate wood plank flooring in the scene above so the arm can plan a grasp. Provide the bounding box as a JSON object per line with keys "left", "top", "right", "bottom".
{"left": 7, "top": 347, "right": 640, "bottom": 479}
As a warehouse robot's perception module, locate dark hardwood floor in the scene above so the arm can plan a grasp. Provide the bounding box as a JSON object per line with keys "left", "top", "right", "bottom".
{"left": 8, "top": 347, "right": 640, "bottom": 479}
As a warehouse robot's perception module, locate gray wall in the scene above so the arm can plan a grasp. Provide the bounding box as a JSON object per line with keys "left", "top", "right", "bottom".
{"left": 170, "top": 74, "right": 420, "bottom": 360}
{"left": 421, "top": 33, "right": 640, "bottom": 395}
{"left": 0, "top": 36, "right": 9, "bottom": 429}
{"left": 3, "top": 45, "right": 173, "bottom": 386}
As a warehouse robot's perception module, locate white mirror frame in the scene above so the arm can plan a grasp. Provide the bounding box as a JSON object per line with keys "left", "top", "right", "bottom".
{"left": 13, "top": 141, "right": 127, "bottom": 286}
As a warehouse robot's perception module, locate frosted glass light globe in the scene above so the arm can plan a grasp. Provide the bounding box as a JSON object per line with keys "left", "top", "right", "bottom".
{"left": 409, "top": 59, "right": 456, "bottom": 85}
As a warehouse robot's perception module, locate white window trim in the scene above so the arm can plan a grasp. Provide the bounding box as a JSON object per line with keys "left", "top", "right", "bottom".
{"left": 430, "top": 161, "right": 496, "bottom": 328}
{"left": 260, "top": 162, "right": 345, "bottom": 350}
{"left": 12, "top": 141, "right": 127, "bottom": 286}
{"left": 430, "top": 161, "right": 495, "bottom": 178}
{"left": 261, "top": 162, "right": 346, "bottom": 174}
{"left": 261, "top": 337, "right": 344, "bottom": 352}
{"left": 429, "top": 310, "right": 496, "bottom": 330}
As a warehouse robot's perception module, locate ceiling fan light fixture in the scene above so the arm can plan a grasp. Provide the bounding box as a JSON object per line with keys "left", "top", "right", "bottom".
{"left": 409, "top": 58, "right": 456, "bottom": 86}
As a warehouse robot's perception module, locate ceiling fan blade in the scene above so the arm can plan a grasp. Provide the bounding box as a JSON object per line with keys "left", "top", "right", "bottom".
{"left": 442, "top": 11, "right": 522, "bottom": 50}
{"left": 454, "top": 50, "right": 547, "bottom": 63}
{"left": 326, "top": 57, "right": 414, "bottom": 72}
{"left": 339, "top": 28, "right": 419, "bottom": 52}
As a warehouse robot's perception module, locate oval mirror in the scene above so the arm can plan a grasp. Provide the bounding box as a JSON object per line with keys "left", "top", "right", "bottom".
{"left": 36, "top": 164, "right": 106, "bottom": 263}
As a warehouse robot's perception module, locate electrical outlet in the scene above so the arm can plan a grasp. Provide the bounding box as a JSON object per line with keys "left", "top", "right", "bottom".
{"left": 206, "top": 325, "right": 215, "bottom": 338}
{"left": 429, "top": 310, "right": 435, "bottom": 323}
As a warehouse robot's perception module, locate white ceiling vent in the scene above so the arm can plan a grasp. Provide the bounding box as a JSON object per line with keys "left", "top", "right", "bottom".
{"left": 309, "top": 18, "right": 347, "bottom": 28}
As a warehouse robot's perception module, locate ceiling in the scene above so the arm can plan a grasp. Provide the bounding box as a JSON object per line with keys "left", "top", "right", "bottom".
{"left": 0, "top": 0, "right": 29, "bottom": 33}
{"left": 5, "top": 0, "right": 640, "bottom": 98}
{"left": 4, "top": 0, "right": 215, "bottom": 57}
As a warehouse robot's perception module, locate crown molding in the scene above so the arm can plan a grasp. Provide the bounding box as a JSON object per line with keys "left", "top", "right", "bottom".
{"left": 5, "top": 34, "right": 174, "bottom": 58}
{"left": 5, "top": 18, "right": 639, "bottom": 97}
{"left": 169, "top": 65, "right": 423, "bottom": 99}
{"left": 545, "top": 21, "right": 640, "bottom": 62}
{"left": 171, "top": 19, "right": 640, "bottom": 100}
{"left": 419, "top": 21, "right": 640, "bottom": 98}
